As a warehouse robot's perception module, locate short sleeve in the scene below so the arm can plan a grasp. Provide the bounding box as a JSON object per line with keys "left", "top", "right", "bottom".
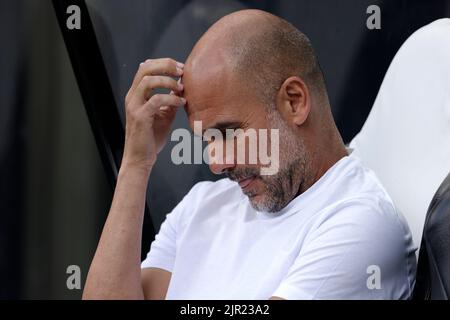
{"left": 140, "top": 204, "right": 179, "bottom": 272}
{"left": 140, "top": 182, "right": 206, "bottom": 272}
{"left": 272, "top": 202, "right": 416, "bottom": 300}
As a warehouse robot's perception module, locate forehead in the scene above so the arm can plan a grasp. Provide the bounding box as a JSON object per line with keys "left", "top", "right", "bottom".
{"left": 182, "top": 52, "right": 247, "bottom": 128}
{"left": 182, "top": 62, "right": 231, "bottom": 116}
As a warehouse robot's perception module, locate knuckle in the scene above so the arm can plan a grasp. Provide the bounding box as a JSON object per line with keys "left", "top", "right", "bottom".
{"left": 142, "top": 75, "right": 152, "bottom": 86}
{"left": 163, "top": 57, "right": 175, "bottom": 67}
{"left": 150, "top": 93, "right": 163, "bottom": 105}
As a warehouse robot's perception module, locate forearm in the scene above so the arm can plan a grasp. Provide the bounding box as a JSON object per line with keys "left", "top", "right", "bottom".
{"left": 83, "top": 58, "right": 184, "bottom": 299}
{"left": 83, "top": 164, "right": 151, "bottom": 299}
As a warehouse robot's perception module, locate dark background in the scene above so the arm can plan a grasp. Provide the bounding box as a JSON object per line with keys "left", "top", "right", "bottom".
{"left": 0, "top": 0, "right": 448, "bottom": 299}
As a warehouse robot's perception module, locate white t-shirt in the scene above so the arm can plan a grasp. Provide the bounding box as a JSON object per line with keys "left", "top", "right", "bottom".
{"left": 141, "top": 154, "right": 417, "bottom": 299}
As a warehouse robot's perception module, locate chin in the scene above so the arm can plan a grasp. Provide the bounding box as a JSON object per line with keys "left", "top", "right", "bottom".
{"left": 248, "top": 194, "right": 271, "bottom": 212}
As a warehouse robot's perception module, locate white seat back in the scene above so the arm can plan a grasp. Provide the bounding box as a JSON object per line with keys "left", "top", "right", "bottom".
{"left": 350, "top": 19, "right": 450, "bottom": 249}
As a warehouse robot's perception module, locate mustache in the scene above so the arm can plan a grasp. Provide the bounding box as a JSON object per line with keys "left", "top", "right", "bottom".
{"left": 225, "top": 166, "right": 261, "bottom": 182}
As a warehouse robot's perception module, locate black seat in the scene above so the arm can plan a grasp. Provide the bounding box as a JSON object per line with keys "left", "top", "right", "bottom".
{"left": 414, "top": 172, "right": 450, "bottom": 299}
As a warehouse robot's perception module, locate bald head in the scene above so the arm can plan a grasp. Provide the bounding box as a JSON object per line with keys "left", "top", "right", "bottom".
{"left": 181, "top": 10, "right": 346, "bottom": 212}
{"left": 185, "top": 9, "right": 327, "bottom": 109}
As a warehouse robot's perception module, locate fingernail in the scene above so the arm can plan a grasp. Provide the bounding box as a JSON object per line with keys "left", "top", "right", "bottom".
{"left": 181, "top": 98, "right": 186, "bottom": 104}
{"left": 178, "top": 82, "right": 184, "bottom": 90}
{"left": 176, "top": 67, "right": 184, "bottom": 75}
{"left": 176, "top": 62, "right": 184, "bottom": 68}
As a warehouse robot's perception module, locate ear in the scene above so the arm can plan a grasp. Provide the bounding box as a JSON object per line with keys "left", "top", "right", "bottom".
{"left": 276, "top": 76, "right": 311, "bottom": 126}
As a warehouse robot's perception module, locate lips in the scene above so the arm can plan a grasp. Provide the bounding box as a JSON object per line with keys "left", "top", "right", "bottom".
{"left": 238, "top": 177, "right": 255, "bottom": 190}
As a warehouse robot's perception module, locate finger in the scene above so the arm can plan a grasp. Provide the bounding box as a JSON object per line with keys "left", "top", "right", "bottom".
{"left": 135, "top": 76, "right": 184, "bottom": 103}
{"left": 127, "top": 58, "right": 184, "bottom": 101}
{"left": 144, "top": 93, "right": 186, "bottom": 115}
{"left": 169, "top": 86, "right": 183, "bottom": 97}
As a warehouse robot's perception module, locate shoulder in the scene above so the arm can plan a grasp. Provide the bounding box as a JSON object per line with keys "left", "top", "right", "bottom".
{"left": 300, "top": 197, "right": 416, "bottom": 299}
{"left": 172, "top": 178, "right": 242, "bottom": 224}
{"left": 316, "top": 192, "right": 408, "bottom": 246}
{"left": 339, "top": 155, "right": 413, "bottom": 241}
{"left": 155, "top": 178, "right": 240, "bottom": 239}
{"left": 308, "top": 154, "right": 417, "bottom": 261}
{"left": 310, "top": 194, "right": 417, "bottom": 276}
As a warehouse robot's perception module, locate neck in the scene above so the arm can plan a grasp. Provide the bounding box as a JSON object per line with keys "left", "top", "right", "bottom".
{"left": 314, "top": 145, "right": 348, "bottom": 182}
{"left": 296, "top": 134, "right": 348, "bottom": 198}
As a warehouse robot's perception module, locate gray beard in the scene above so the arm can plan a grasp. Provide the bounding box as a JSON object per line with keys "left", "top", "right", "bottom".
{"left": 247, "top": 110, "right": 308, "bottom": 213}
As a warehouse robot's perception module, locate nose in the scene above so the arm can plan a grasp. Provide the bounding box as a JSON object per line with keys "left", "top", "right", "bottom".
{"left": 207, "top": 140, "right": 236, "bottom": 174}
{"left": 209, "top": 161, "right": 236, "bottom": 175}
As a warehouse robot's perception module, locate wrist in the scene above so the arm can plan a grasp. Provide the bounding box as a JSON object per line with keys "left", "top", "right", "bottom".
{"left": 118, "top": 161, "right": 153, "bottom": 179}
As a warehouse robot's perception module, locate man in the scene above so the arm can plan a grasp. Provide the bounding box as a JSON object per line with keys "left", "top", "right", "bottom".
{"left": 83, "top": 9, "right": 416, "bottom": 299}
